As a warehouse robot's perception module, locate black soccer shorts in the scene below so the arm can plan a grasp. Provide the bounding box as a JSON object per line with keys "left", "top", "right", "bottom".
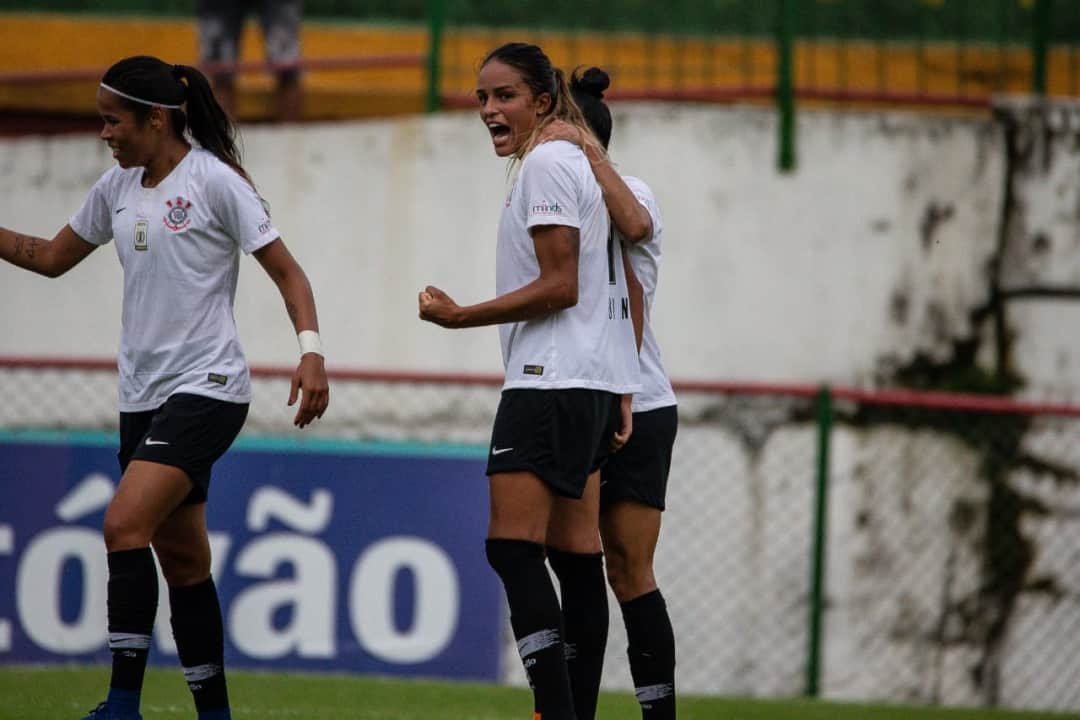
{"left": 486, "top": 388, "right": 623, "bottom": 498}
{"left": 118, "top": 392, "right": 248, "bottom": 505}
{"left": 600, "top": 404, "right": 678, "bottom": 511}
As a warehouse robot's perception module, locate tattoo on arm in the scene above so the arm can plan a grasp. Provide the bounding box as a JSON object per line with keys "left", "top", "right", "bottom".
{"left": 12, "top": 234, "right": 38, "bottom": 262}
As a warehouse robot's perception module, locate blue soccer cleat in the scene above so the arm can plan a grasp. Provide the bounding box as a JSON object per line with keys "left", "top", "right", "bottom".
{"left": 80, "top": 701, "right": 143, "bottom": 720}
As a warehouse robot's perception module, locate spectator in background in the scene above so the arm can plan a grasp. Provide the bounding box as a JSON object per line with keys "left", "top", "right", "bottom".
{"left": 196, "top": 0, "right": 304, "bottom": 122}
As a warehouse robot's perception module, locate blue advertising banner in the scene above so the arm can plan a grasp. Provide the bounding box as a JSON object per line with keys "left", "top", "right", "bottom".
{"left": 0, "top": 433, "right": 502, "bottom": 681}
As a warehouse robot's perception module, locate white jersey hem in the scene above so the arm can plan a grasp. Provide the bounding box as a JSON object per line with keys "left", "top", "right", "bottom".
{"left": 501, "top": 379, "right": 642, "bottom": 394}
{"left": 631, "top": 398, "right": 678, "bottom": 414}
{"left": 118, "top": 386, "right": 252, "bottom": 413}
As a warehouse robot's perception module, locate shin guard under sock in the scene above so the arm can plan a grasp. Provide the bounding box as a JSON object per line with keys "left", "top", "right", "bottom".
{"left": 546, "top": 548, "right": 608, "bottom": 720}
{"left": 621, "top": 589, "right": 676, "bottom": 720}
{"left": 170, "top": 577, "right": 230, "bottom": 718}
{"left": 106, "top": 548, "right": 158, "bottom": 712}
{"left": 486, "top": 538, "right": 576, "bottom": 720}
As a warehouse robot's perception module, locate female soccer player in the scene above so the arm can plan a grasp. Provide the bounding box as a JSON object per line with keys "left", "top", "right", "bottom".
{"left": 540, "top": 67, "right": 679, "bottom": 720}
{"left": 0, "top": 55, "right": 329, "bottom": 720}
{"left": 418, "top": 43, "right": 640, "bottom": 720}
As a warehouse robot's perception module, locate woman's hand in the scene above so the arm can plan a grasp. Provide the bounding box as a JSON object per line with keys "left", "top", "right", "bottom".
{"left": 419, "top": 285, "right": 464, "bottom": 328}
{"left": 289, "top": 353, "right": 329, "bottom": 428}
{"left": 537, "top": 119, "right": 584, "bottom": 148}
{"left": 611, "top": 394, "right": 633, "bottom": 451}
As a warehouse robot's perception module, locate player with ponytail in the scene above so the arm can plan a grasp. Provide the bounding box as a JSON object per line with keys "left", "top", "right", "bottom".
{"left": 419, "top": 43, "right": 641, "bottom": 720}
{"left": 1, "top": 55, "right": 329, "bottom": 720}
{"left": 539, "top": 66, "right": 680, "bottom": 720}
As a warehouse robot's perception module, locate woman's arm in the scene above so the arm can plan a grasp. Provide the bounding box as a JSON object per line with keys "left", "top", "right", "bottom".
{"left": 538, "top": 120, "right": 652, "bottom": 244}
{"left": 0, "top": 225, "right": 97, "bottom": 278}
{"left": 623, "top": 245, "right": 644, "bottom": 352}
{"left": 419, "top": 224, "right": 579, "bottom": 328}
{"left": 253, "top": 237, "right": 330, "bottom": 428}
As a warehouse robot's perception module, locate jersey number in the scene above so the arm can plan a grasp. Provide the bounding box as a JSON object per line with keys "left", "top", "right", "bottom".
{"left": 607, "top": 227, "right": 616, "bottom": 285}
{"left": 134, "top": 220, "right": 149, "bottom": 252}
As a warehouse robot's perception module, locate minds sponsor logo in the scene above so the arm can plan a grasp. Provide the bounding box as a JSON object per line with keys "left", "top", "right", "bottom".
{"left": 530, "top": 200, "right": 563, "bottom": 217}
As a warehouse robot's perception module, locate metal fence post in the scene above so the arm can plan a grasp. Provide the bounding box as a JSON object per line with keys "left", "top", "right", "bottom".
{"left": 805, "top": 383, "right": 832, "bottom": 697}
{"left": 425, "top": 0, "right": 446, "bottom": 113}
{"left": 777, "top": 0, "right": 798, "bottom": 172}
{"left": 1032, "top": 0, "right": 1051, "bottom": 96}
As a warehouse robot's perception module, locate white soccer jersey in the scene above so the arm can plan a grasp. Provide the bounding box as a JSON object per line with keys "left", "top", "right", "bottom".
{"left": 496, "top": 141, "right": 640, "bottom": 394}
{"left": 621, "top": 176, "right": 677, "bottom": 412}
{"left": 69, "top": 148, "right": 278, "bottom": 411}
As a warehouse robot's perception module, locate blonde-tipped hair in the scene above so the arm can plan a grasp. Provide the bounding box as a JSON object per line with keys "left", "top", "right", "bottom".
{"left": 514, "top": 67, "right": 606, "bottom": 162}
{"left": 481, "top": 43, "right": 608, "bottom": 166}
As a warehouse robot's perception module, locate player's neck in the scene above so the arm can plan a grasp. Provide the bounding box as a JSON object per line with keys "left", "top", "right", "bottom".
{"left": 142, "top": 141, "right": 191, "bottom": 189}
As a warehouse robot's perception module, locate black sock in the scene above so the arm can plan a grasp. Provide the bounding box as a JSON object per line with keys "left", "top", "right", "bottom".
{"left": 486, "top": 539, "right": 576, "bottom": 720}
{"left": 106, "top": 548, "right": 158, "bottom": 708}
{"left": 621, "top": 589, "right": 676, "bottom": 720}
{"left": 170, "top": 577, "right": 230, "bottom": 714}
{"left": 547, "top": 548, "right": 608, "bottom": 720}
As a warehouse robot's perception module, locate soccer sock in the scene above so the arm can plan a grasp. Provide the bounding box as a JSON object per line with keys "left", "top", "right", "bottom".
{"left": 546, "top": 548, "right": 608, "bottom": 720}
{"left": 621, "top": 589, "right": 676, "bottom": 720}
{"left": 106, "top": 548, "right": 158, "bottom": 713}
{"left": 170, "top": 577, "right": 230, "bottom": 719}
{"left": 486, "top": 539, "right": 577, "bottom": 720}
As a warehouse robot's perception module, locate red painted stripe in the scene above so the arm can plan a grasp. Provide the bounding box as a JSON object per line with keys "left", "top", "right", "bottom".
{"left": 0, "top": 54, "right": 425, "bottom": 85}
{"left": 2, "top": 355, "right": 1078, "bottom": 416}
{"left": 444, "top": 85, "right": 991, "bottom": 110}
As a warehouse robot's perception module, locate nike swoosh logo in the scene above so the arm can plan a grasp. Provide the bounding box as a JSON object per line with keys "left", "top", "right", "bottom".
{"left": 145, "top": 438, "right": 169, "bottom": 446}
{"left": 115, "top": 207, "right": 126, "bottom": 214}
{"left": 491, "top": 447, "right": 514, "bottom": 456}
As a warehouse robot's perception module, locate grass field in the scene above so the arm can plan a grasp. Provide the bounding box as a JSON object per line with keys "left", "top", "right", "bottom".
{"left": 3, "top": 666, "right": 1079, "bottom": 720}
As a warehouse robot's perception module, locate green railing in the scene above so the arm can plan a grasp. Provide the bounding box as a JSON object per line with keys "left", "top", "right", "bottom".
{"left": 1, "top": 0, "right": 1073, "bottom": 167}
{"left": 3, "top": 1, "right": 1073, "bottom": 105}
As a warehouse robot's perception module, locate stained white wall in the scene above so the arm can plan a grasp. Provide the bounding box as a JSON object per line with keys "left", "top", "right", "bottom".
{"left": 0, "top": 105, "right": 1014, "bottom": 391}
{"left": 4, "top": 103, "right": 1080, "bottom": 712}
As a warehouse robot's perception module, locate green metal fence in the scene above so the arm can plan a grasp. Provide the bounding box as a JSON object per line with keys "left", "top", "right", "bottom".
{"left": 2, "top": 359, "right": 1078, "bottom": 710}
{"left": 5, "top": 0, "right": 1073, "bottom": 169}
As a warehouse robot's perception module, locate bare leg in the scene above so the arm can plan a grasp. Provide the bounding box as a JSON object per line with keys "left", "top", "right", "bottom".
{"left": 95, "top": 461, "right": 192, "bottom": 717}
{"left": 276, "top": 73, "right": 302, "bottom": 122}
{"left": 154, "top": 502, "right": 230, "bottom": 716}
{"left": 601, "top": 500, "right": 674, "bottom": 720}
{"left": 486, "top": 472, "right": 576, "bottom": 719}
{"left": 547, "top": 471, "right": 606, "bottom": 720}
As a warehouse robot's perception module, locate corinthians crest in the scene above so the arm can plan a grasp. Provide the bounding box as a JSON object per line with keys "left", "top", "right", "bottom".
{"left": 164, "top": 196, "right": 193, "bottom": 231}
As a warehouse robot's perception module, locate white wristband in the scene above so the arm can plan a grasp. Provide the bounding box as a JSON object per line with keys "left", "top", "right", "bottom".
{"left": 297, "top": 330, "right": 324, "bottom": 357}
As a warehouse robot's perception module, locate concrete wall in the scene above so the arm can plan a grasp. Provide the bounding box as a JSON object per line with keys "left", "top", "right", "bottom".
{"left": 1, "top": 104, "right": 1014, "bottom": 390}
{"left": 4, "top": 102, "right": 1080, "bottom": 711}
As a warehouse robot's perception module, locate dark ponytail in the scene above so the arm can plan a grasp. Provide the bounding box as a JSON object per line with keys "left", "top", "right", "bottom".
{"left": 570, "top": 67, "right": 613, "bottom": 150}
{"left": 171, "top": 63, "right": 249, "bottom": 183}
{"left": 101, "top": 56, "right": 249, "bottom": 183}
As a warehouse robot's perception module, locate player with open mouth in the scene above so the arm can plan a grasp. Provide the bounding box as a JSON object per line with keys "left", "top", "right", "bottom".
{"left": 419, "top": 42, "right": 642, "bottom": 720}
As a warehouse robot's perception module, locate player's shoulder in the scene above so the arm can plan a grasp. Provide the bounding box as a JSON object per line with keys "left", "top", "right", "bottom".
{"left": 524, "top": 140, "right": 585, "bottom": 172}
{"left": 621, "top": 175, "right": 654, "bottom": 199}
{"left": 95, "top": 163, "right": 137, "bottom": 190}
{"left": 191, "top": 148, "right": 253, "bottom": 194}
{"left": 83, "top": 165, "right": 139, "bottom": 209}
{"left": 188, "top": 147, "right": 231, "bottom": 180}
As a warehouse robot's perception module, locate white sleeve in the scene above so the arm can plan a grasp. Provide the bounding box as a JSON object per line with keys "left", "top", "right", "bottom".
{"left": 207, "top": 166, "right": 279, "bottom": 254}
{"left": 623, "top": 176, "right": 662, "bottom": 241}
{"left": 521, "top": 142, "right": 583, "bottom": 231}
{"left": 69, "top": 170, "right": 117, "bottom": 246}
